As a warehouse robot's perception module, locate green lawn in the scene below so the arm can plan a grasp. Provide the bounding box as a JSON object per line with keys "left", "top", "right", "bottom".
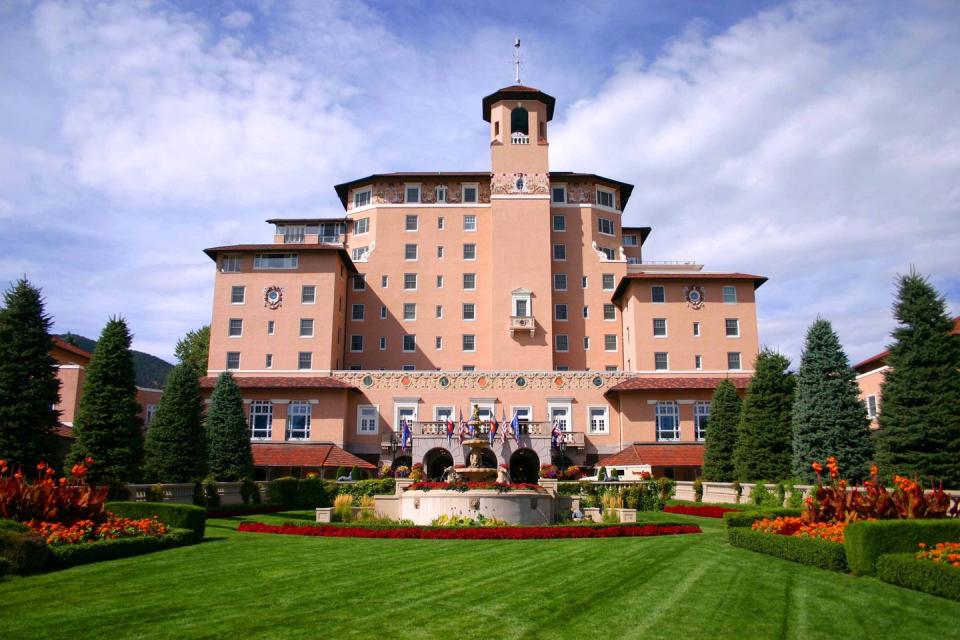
{"left": 1, "top": 511, "right": 958, "bottom": 639}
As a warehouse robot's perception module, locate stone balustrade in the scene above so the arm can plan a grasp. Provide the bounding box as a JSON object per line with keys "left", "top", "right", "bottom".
{"left": 124, "top": 481, "right": 272, "bottom": 506}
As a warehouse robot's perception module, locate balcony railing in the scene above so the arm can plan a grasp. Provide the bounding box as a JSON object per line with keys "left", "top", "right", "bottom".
{"left": 381, "top": 422, "right": 584, "bottom": 448}
{"left": 510, "top": 132, "right": 529, "bottom": 145}
{"left": 509, "top": 315, "right": 535, "bottom": 337}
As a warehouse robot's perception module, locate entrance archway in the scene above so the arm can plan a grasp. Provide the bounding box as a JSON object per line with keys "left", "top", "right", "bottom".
{"left": 510, "top": 449, "right": 540, "bottom": 484}
{"left": 424, "top": 448, "right": 454, "bottom": 480}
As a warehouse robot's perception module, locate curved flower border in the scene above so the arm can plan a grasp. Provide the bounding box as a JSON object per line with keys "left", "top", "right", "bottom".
{"left": 663, "top": 505, "right": 742, "bottom": 519}
{"left": 238, "top": 522, "right": 701, "bottom": 540}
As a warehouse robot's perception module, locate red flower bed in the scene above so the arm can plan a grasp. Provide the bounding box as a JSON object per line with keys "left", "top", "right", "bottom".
{"left": 406, "top": 481, "right": 543, "bottom": 492}
{"left": 663, "top": 505, "right": 742, "bottom": 518}
{"left": 237, "top": 522, "right": 701, "bottom": 540}
{"left": 29, "top": 516, "right": 168, "bottom": 546}
{"left": 0, "top": 459, "right": 108, "bottom": 524}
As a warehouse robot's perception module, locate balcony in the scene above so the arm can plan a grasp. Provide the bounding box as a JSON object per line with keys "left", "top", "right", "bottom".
{"left": 510, "top": 132, "right": 529, "bottom": 145}
{"left": 509, "top": 315, "right": 535, "bottom": 337}
{"left": 380, "top": 421, "right": 584, "bottom": 449}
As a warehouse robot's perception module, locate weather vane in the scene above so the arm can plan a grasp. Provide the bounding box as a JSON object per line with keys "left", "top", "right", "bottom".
{"left": 514, "top": 37, "right": 522, "bottom": 84}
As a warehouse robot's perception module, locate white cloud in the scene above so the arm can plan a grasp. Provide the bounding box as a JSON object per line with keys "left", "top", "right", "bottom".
{"left": 551, "top": 0, "right": 960, "bottom": 363}
{"left": 222, "top": 10, "right": 253, "bottom": 30}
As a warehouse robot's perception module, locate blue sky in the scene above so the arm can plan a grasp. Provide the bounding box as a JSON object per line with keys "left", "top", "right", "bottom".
{"left": 1, "top": 0, "right": 958, "bottom": 365}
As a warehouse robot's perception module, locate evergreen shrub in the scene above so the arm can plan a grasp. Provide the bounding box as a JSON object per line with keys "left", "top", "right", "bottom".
{"left": 844, "top": 519, "right": 960, "bottom": 576}
{"left": 876, "top": 552, "right": 960, "bottom": 601}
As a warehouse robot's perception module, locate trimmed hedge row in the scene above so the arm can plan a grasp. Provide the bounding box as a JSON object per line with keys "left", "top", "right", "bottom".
{"left": 0, "top": 526, "right": 49, "bottom": 575}
{"left": 49, "top": 528, "right": 195, "bottom": 569}
{"left": 268, "top": 478, "right": 395, "bottom": 508}
{"left": 106, "top": 502, "right": 206, "bottom": 543}
{"left": 0, "top": 557, "right": 9, "bottom": 578}
{"left": 727, "top": 527, "right": 848, "bottom": 572}
{"left": 876, "top": 552, "right": 960, "bottom": 601}
{"left": 844, "top": 519, "right": 960, "bottom": 576}
{"left": 722, "top": 509, "right": 803, "bottom": 529}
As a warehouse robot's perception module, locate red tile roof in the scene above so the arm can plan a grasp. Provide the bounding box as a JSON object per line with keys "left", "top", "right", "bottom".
{"left": 51, "top": 337, "right": 92, "bottom": 361}
{"left": 598, "top": 444, "right": 705, "bottom": 467}
{"left": 252, "top": 443, "right": 375, "bottom": 469}
{"left": 199, "top": 376, "right": 356, "bottom": 391}
{"left": 202, "top": 244, "right": 357, "bottom": 273}
{"left": 607, "top": 376, "right": 751, "bottom": 393}
{"left": 612, "top": 272, "right": 767, "bottom": 302}
{"left": 482, "top": 85, "right": 556, "bottom": 121}
{"left": 55, "top": 423, "right": 75, "bottom": 439}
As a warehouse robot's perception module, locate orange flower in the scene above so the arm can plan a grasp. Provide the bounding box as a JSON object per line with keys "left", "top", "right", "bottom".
{"left": 14, "top": 471, "right": 23, "bottom": 480}
{"left": 36, "top": 462, "right": 46, "bottom": 471}
{"left": 85, "top": 457, "right": 94, "bottom": 464}
{"left": 870, "top": 464, "right": 878, "bottom": 477}
{"left": 811, "top": 461, "right": 823, "bottom": 473}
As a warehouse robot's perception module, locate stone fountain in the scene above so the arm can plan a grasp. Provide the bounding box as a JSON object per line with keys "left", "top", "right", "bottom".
{"left": 449, "top": 437, "right": 501, "bottom": 482}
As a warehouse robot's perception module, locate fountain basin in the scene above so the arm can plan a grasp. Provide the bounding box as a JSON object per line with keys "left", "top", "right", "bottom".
{"left": 396, "top": 489, "right": 554, "bottom": 526}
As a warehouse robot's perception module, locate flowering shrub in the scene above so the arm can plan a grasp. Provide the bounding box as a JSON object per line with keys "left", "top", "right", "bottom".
{"left": 539, "top": 465, "right": 558, "bottom": 479}
{"left": 916, "top": 542, "right": 960, "bottom": 568}
{"left": 431, "top": 514, "right": 508, "bottom": 527}
{"left": 409, "top": 463, "right": 425, "bottom": 481}
{"left": 753, "top": 516, "right": 848, "bottom": 544}
{"left": 406, "top": 481, "right": 543, "bottom": 493}
{"left": 560, "top": 467, "right": 582, "bottom": 481}
{"left": 664, "top": 505, "right": 741, "bottom": 519}
{"left": 378, "top": 464, "right": 393, "bottom": 479}
{"left": 803, "top": 459, "right": 953, "bottom": 524}
{"left": 393, "top": 466, "right": 410, "bottom": 479}
{"left": 29, "top": 516, "right": 168, "bottom": 546}
{"left": 0, "top": 459, "right": 108, "bottom": 525}
{"left": 238, "top": 521, "right": 702, "bottom": 540}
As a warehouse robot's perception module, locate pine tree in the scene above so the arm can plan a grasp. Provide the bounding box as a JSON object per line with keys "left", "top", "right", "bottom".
{"left": 791, "top": 318, "right": 873, "bottom": 483}
{"left": 206, "top": 372, "right": 254, "bottom": 481}
{"left": 174, "top": 326, "right": 210, "bottom": 377}
{"left": 875, "top": 271, "right": 960, "bottom": 486}
{"left": 66, "top": 317, "right": 144, "bottom": 483}
{"left": 0, "top": 279, "right": 61, "bottom": 467}
{"left": 144, "top": 363, "right": 207, "bottom": 483}
{"left": 734, "top": 349, "right": 796, "bottom": 482}
{"left": 701, "top": 380, "right": 742, "bottom": 482}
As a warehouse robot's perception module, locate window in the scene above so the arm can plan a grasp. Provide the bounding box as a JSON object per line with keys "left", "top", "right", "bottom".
{"left": 358, "top": 405, "right": 379, "bottom": 434}
{"left": 656, "top": 402, "right": 680, "bottom": 441}
{"left": 597, "top": 188, "right": 615, "bottom": 208}
{"left": 462, "top": 335, "right": 476, "bottom": 352}
{"left": 653, "top": 318, "right": 667, "bottom": 337}
{"left": 404, "top": 273, "right": 417, "bottom": 290}
{"left": 463, "top": 243, "right": 476, "bottom": 260}
{"left": 582, "top": 306, "right": 589, "bottom": 319}
{"left": 463, "top": 215, "right": 476, "bottom": 231}
{"left": 436, "top": 187, "right": 446, "bottom": 204}
{"left": 379, "top": 336, "right": 386, "bottom": 350}
{"left": 602, "top": 273, "right": 615, "bottom": 290}
{"left": 437, "top": 246, "right": 444, "bottom": 259}
{"left": 461, "top": 365, "right": 475, "bottom": 372}
{"left": 695, "top": 402, "right": 710, "bottom": 441}
{"left": 404, "top": 244, "right": 418, "bottom": 260}
{"left": 230, "top": 285, "right": 245, "bottom": 304}
{"left": 436, "top": 305, "right": 443, "bottom": 319}
{"left": 280, "top": 225, "right": 305, "bottom": 243}
{"left": 298, "top": 352, "right": 312, "bottom": 369}
{"left": 552, "top": 214, "right": 566, "bottom": 231}
{"left": 726, "top": 318, "right": 740, "bottom": 337}
{"left": 353, "top": 188, "right": 371, "bottom": 208}
{"left": 548, "top": 403, "right": 572, "bottom": 432}
{"left": 249, "top": 401, "right": 272, "bottom": 439}
{"left": 728, "top": 352, "right": 742, "bottom": 370}
{"left": 265, "top": 354, "right": 273, "bottom": 368}
{"left": 598, "top": 218, "right": 615, "bottom": 235}
{"left": 226, "top": 352, "right": 240, "bottom": 370}
{"left": 589, "top": 407, "right": 609, "bottom": 434}
{"left": 600, "top": 247, "right": 616, "bottom": 260}
{"left": 380, "top": 305, "right": 387, "bottom": 320}
{"left": 301, "top": 285, "right": 316, "bottom": 304}
{"left": 553, "top": 244, "right": 566, "bottom": 261}
{"left": 228, "top": 318, "right": 243, "bottom": 337}
{"left": 463, "top": 273, "right": 476, "bottom": 290}
{"left": 695, "top": 354, "right": 703, "bottom": 370}
{"left": 254, "top": 253, "right": 298, "bottom": 269}
{"left": 267, "top": 320, "right": 275, "bottom": 335}
{"left": 603, "top": 304, "right": 616, "bottom": 321}
{"left": 553, "top": 274, "right": 567, "bottom": 291}
{"left": 435, "top": 336, "right": 443, "bottom": 350}
{"left": 402, "top": 364, "right": 416, "bottom": 371}
{"left": 583, "top": 336, "right": 590, "bottom": 350}
{"left": 403, "top": 335, "right": 416, "bottom": 352}
{"left": 462, "top": 303, "right": 475, "bottom": 320}
{"left": 582, "top": 276, "right": 588, "bottom": 288}
{"left": 605, "top": 365, "right": 618, "bottom": 372}
{"left": 354, "top": 217, "right": 369, "bottom": 235}
{"left": 693, "top": 322, "right": 701, "bottom": 337}
{"left": 436, "top": 275, "right": 444, "bottom": 288}
{"left": 352, "top": 304, "right": 365, "bottom": 321}
{"left": 352, "top": 274, "right": 365, "bottom": 291}
{"left": 723, "top": 286, "right": 738, "bottom": 303}
{"left": 403, "top": 303, "right": 416, "bottom": 321}
{"left": 462, "top": 184, "right": 478, "bottom": 203}
{"left": 555, "top": 304, "right": 568, "bottom": 321}
{"left": 866, "top": 395, "right": 878, "bottom": 419}
{"left": 437, "top": 215, "right": 445, "bottom": 229}
{"left": 299, "top": 318, "right": 314, "bottom": 337}
{"left": 513, "top": 296, "right": 530, "bottom": 317}
{"left": 352, "top": 246, "right": 368, "bottom": 261}
{"left": 552, "top": 185, "right": 566, "bottom": 203}
{"left": 405, "top": 184, "right": 420, "bottom": 203}
{"left": 404, "top": 214, "right": 419, "bottom": 231}
{"left": 652, "top": 285, "right": 666, "bottom": 303}
{"left": 604, "top": 335, "right": 617, "bottom": 352}
{"left": 349, "top": 364, "right": 362, "bottom": 371}
{"left": 287, "top": 402, "right": 311, "bottom": 440}
{"left": 624, "top": 234, "right": 638, "bottom": 247}
{"left": 654, "top": 352, "right": 669, "bottom": 370}
{"left": 221, "top": 256, "right": 241, "bottom": 273}
{"left": 349, "top": 335, "right": 364, "bottom": 352}
{"left": 555, "top": 334, "right": 569, "bottom": 352}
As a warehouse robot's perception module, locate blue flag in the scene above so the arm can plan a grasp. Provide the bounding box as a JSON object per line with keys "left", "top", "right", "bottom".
{"left": 401, "top": 419, "right": 412, "bottom": 451}
{"left": 510, "top": 411, "right": 521, "bottom": 443}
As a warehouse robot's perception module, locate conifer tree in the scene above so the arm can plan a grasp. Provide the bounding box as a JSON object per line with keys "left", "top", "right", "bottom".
{"left": 144, "top": 363, "right": 207, "bottom": 483}
{"left": 0, "top": 279, "right": 61, "bottom": 467}
{"left": 174, "top": 326, "right": 210, "bottom": 377}
{"left": 875, "top": 271, "right": 960, "bottom": 486}
{"left": 67, "top": 317, "right": 144, "bottom": 483}
{"left": 734, "top": 349, "right": 796, "bottom": 482}
{"left": 206, "top": 372, "right": 254, "bottom": 481}
{"left": 701, "top": 379, "right": 742, "bottom": 482}
{"left": 791, "top": 318, "right": 873, "bottom": 483}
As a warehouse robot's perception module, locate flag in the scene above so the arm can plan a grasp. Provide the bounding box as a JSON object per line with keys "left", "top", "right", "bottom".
{"left": 458, "top": 409, "right": 468, "bottom": 444}
{"left": 551, "top": 420, "right": 562, "bottom": 448}
{"left": 488, "top": 414, "right": 498, "bottom": 445}
{"left": 401, "top": 419, "right": 412, "bottom": 451}
{"left": 500, "top": 408, "right": 508, "bottom": 444}
{"left": 510, "top": 411, "right": 521, "bottom": 443}
{"left": 445, "top": 418, "right": 454, "bottom": 445}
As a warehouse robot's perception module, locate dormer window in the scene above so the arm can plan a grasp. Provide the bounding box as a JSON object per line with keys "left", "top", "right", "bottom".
{"left": 462, "top": 184, "right": 478, "bottom": 203}
{"left": 436, "top": 186, "right": 447, "bottom": 203}
{"left": 405, "top": 184, "right": 421, "bottom": 203}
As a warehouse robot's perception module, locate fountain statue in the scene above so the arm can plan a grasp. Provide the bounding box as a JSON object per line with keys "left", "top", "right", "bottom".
{"left": 456, "top": 406, "right": 498, "bottom": 482}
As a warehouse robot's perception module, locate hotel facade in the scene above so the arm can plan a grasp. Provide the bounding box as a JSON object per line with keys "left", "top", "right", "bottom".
{"left": 200, "top": 83, "right": 766, "bottom": 482}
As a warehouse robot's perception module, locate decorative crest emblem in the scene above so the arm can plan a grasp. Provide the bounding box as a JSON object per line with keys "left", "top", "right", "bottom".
{"left": 683, "top": 285, "right": 705, "bottom": 310}
{"left": 263, "top": 286, "right": 283, "bottom": 309}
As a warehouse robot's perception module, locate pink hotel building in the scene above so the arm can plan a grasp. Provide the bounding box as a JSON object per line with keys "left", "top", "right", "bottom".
{"left": 200, "top": 83, "right": 766, "bottom": 482}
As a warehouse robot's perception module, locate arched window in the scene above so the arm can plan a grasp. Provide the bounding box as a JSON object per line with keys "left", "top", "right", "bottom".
{"left": 510, "top": 106, "right": 529, "bottom": 135}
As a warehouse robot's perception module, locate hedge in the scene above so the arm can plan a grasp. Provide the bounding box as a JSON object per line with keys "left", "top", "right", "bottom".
{"left": 727, "top": 527, "right": 848, "bottom": 572}
{"left": 49, "top": 528, "right": 195, "bottom": 569}
{"left": 723, "top": 509, "right": 803, "bottom": 529}
{"left": 844, "top": 519, "right": 960, "bottom": 576}
{"left": 267, "top": 478, "right": 395, "bottom": 508}
{"left": 876, "top": 552, "right": 960, "bottom": 601}
{"left": 0, "top": 556, "right": 9, "bottom": 578}
{"left": 106, "top": 501, "right": 206, "bottom": 543}
{"left": 0, "top": 528, "right": 49, "bottom": 575}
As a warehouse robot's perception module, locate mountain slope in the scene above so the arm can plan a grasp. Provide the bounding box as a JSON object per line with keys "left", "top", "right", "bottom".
{"left": 59, "top": 333, "right": 173, "bottom": 389}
